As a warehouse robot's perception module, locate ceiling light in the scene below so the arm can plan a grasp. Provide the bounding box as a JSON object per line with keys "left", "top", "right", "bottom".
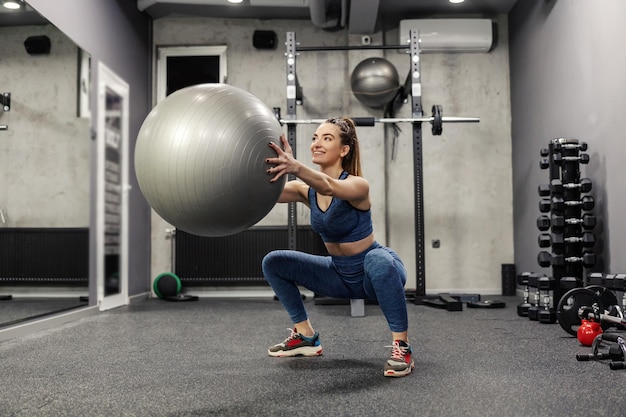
{"left": 449, "top": 0, "right": 465, "bottom": 4}
{"left": 227, "top": 0, "right": 244, "bottom": 3}
{"left": 2, "top": 0, "right": 22, "bottom": 10}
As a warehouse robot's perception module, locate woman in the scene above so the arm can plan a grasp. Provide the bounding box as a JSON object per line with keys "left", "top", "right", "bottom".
{"left": 263, "top": 117, "right": 413, "bottom": 377}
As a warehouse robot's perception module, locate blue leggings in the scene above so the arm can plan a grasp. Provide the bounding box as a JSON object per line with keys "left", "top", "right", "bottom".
{"left": 262, "top": 242, "right": 408, "bottom": 332}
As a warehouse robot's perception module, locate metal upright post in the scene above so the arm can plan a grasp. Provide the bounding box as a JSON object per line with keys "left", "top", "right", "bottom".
{"left": 409, "top": 29, "right": 427, "bottom": 300}
{"left": 285, "top": 32, "right": 298, "bottom": 251}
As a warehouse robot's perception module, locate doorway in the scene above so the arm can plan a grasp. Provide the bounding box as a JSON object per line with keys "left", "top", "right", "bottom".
{"left": 156, "top": 45, "right": 227, "bottom": 101}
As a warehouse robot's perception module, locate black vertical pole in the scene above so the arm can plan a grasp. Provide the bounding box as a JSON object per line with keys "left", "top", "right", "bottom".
{"left": 548, "top": 140, "right": 565, "bottom": 302}
{"left": 286, "top": 32, "right": 298, "bottom": 251}
{"left": 409, "top": 29, "right": 427, "bottom": 300}
{"left": 559, "top": 139, "right": 583, "bottom": 301}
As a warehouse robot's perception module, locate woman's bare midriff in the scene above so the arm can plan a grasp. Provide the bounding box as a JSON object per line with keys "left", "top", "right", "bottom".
{"left": 323, "top": 233, "right": 375, "bottom": 257}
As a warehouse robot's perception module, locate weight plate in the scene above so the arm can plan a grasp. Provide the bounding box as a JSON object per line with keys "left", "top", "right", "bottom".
{"left": 165, "top": 294, "right": 199, "bottom": 302}
{"left": 585, "top": 285, "right": 618, "bottom": 311}
{"left": 431, "top": 105, "right": 443, "bottom": 136}
{"left": 585, "top": 285, "right": 623, "bottom": 331}
{"left": 556, "top": 287, "right": 604, "bottom": 336}
{"left": 467, "top": 300, "right": 506, "bottom": 308}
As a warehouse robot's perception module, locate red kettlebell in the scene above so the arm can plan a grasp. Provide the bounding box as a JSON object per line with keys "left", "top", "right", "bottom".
{"left": 577, "top": 319, "right": 603, "bottom": 346}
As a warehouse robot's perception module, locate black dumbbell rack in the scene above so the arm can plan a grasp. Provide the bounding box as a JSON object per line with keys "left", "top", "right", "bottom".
{"left": 518, "top": 138, "right": 597, "bottom": 323}
{"left": 537, "top": 138, "right": 596, "bottom": 308}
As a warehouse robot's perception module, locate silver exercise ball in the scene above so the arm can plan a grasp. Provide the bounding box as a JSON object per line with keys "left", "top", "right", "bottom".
{"left": 135, "top": 83, "right": 284, "bottom": 237}
{"left": 350, "top": 57, "right": 400, "bottom": 108}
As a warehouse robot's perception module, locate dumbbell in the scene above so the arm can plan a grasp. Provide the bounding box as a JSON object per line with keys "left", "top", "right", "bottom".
{"left": 550, "top": 214, "right": 596, "bottom": 230}
{"left": 537, "top": 232, "right": 595, "bottom": 248}
{"left": 552, "top": 140, "right": 588, "bottom": 151}
{"left": 537, "top": 214, "right": 596, "bottom": 231}
{"left": 600, "top": 274, "right": 626, "bottom": 292}
{"left": 527, "top": 273, "right": 543, "bottom": 320}
{"left": 537, "top": 251, "right": 596, "bottom": 268}
{"left": 517, "top": 272, "right": 533, "bottom": 317}
{"left": 537, "top": 275, "right": 557, "bottom": 324}
{"left": 588, "top": 272, "right": 606, "bottom": 287}
{"left": 553, "top": 153, "right": 590, "bottom": 164}
{"left": 549, "top": 178, "right": 592, "bottom": 194}
{"left": 537, "top": 215, "right": 551, "bottom": 231}
{"left": 538, "top": 183, "right": 551, "bottom": 197}
{"left": 612, "top": 274, "right": 626, "bottom": 291}
{"left": 560, "top": 276, "right": 582, "bottom": 290}
{"left": 539, "top": 196, "right": 595, "bottom": 212}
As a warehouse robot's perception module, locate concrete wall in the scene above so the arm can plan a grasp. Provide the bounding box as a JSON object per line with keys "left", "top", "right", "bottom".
{"left": 151, "top": 15, "right": 513, "bottom": 294}
{"left": 0, "top": 24, "right": 90, "bottom": 227}
{"left": 509, "top": 0, "right": 626, "bottom": 277}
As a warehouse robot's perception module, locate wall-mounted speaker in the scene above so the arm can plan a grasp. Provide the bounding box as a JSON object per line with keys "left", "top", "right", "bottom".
{"left": 253, "top": 30, "right": 277, "bottom": 50}
{"left": 24, "top": 35, "right": 51, "bottom": 55}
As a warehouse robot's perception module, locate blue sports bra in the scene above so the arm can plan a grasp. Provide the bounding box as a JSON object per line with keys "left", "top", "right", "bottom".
{"left": 309, "top": 171, "right": 373, "bottom": 243}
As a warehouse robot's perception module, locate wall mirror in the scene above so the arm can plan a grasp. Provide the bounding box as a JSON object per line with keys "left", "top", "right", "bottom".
{"left": 0, "top": 2, "right": 92, "bottom": 328}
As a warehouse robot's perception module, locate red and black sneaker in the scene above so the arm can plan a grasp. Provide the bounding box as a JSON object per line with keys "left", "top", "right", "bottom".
{"left": 384, "top": 340, "right": 415, "bottom": 377}
{"left": 268, "top": 328, "right": 323, "bottom": 357}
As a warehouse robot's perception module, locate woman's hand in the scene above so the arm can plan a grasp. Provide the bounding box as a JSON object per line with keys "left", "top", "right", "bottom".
{"left": 266, "top": 134, "right": 299, "bottom": 183}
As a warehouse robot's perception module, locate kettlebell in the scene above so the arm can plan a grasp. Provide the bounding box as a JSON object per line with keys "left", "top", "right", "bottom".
{"left": 577, "top": 319, "right": 603, "bottom": 346}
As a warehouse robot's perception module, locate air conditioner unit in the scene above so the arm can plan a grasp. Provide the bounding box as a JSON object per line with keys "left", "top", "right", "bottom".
{"left": 398, "top": 19, "right": 494, "bottom": 53}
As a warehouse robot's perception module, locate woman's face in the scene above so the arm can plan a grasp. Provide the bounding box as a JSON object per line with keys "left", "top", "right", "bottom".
{"left": 310, "top": 122, "right": 349, "bottom": 166}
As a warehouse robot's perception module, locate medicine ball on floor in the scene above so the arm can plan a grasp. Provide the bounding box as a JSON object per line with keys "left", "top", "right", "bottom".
{"left": 350, "top": 57, "right": 400, "bottom": 108}
{"left": 134, "top": 83, "right": 285, "bottom": 237}
{"left": 153, "top": 272, "right": 198, "bottom": 302}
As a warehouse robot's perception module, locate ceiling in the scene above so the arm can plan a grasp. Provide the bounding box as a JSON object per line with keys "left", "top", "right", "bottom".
{"left": 0, "top": 3, "right": 48, "bottom": 26}
{"left": 0, "top": 1, "right": 520, "bottom": 32}
{"left": 138, "top": 0, "right": 520, "bottom": 34}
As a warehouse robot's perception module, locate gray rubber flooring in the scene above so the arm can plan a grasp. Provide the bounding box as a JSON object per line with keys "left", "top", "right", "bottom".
{"left": 0, "top": 295, "right": 625, "bottom": 416}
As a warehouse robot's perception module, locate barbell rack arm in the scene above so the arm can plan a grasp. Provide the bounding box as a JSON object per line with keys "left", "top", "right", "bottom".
{"left": 1, "top": 92, "right": 10, "bottom": 112}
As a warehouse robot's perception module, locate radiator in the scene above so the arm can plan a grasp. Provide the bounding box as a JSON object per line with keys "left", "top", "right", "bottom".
{"left": 175, "top": 226, "right": 327, "bottom": 286}
{"left": 0, "top": 228, "right": 89, "bottom": 286}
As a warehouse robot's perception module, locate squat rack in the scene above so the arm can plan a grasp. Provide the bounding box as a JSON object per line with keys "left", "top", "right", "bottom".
{"left": 280, "top": 30, "right": 479, "bottom": 302}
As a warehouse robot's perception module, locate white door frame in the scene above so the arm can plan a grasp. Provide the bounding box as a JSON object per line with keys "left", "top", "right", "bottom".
{"left": 156, "top": 45, "right": 227, "bottom": 103}
{"left": 96, "top": 62, "right": 130, "bottom": 311}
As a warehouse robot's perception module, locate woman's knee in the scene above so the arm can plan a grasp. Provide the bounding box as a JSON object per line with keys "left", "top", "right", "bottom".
{"left": 261, "top": 250, "right": 277, "bottom": 271}
{"left": 262, "top": 250, "right": 288, "bottom": 279}
{"left": 364, "top": 249, "right": 394, "bottom": 275}
{"left": 364, "top": 248, "right": 406, "bottom": 285}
